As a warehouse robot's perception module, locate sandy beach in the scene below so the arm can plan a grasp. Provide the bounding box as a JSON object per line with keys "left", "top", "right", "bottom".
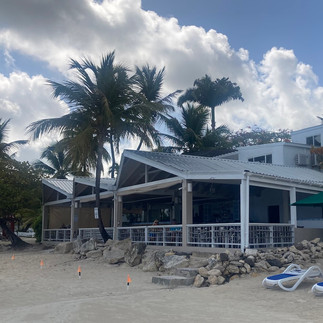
{"left": 1, "top": 244, "right": 323, "bottom": 323}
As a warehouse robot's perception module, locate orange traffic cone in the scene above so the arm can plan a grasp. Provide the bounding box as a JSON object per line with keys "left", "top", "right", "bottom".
{"left": 11, "top": 254, "right": 15, "bottom": 260}
{"left": 40, "top": 259, "right": 44, "bottom": 269}
{"left": 78, "top": 265, "right": 81, "bottom": 279}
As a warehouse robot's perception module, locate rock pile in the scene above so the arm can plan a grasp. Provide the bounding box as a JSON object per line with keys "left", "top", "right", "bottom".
{"left": 53, "top": 237, "right": 323, "bottom": 288}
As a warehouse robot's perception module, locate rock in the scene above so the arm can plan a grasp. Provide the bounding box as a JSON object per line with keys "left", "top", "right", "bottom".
{"left": 193, "top": 274, "right": 204, "bottom": 288}
{"left": 207, "top": 275, "right": 218, "bottom": 285}
{"left": 245, "top": 249, "right": 258, "bottom": 257}
{"left": 86, "top": 249, "right": 103, "bottom": 258}
{"left": 54, "top": 242, "right": 74, "bottom": 254}
{"left": 254, "top": 260, "right": 268, "bottom": 271}
{"left": 207, "top": 269, "right": 222, "bottom": 277}
{"left": 295, "top": 243, "right": 304, "bottom": 251}
{"left": 207, "top": 256, "right": 217, "bottom": 269}
{"left": 112, "top": 238, "right": 132, "bottom": 251}
{"left": 229, "top": 274, "right": 240, "bottom": 281}
{"left": 103, "top": 245, "right": 125, "bottom": 264}
{"left": 80, "top": 238, "right": 97, "bottom": 255}
{"left": 227, "top": 265, "right": 240, "bottom": 274}
{"left": 268, "top": 266, "right": 279, "bottom": 272}
{"left": 142, "top": 250, "right": 159, "bottom": 272}
{"left": 189, "top": 256, "right": 209, "bottom": 268}
{"left": 217, "top": 276, "right": 226, "bottom": 285}
{"left": 219, "top": 253, "right": 229, "bottom": 262}
{"left": 198, "top": 267, "right": 209, "bottom": 278}
{"left": 152, "top": 275, "right": 194, "bottom": 287}
{"left": 230, "top": 261, "right": 243, "bottom": 267}
{"left": 163, "top": 255, "right": 189, "bottom": 270}
{"left": 124, "top": 243, "right": 146, "bottom": 267}
{"left": 240, "top": 267, "right": 247, "bottom": 274}
{"left": 244, "top": 257, "right": 255, "bottom": 267}
{"left": 266, "top": 257, "right": 283, "bottom": 268}
{"left": 176, "top": 268, "right": 199, "bottom": 278}
{"left": 244, "top": 263, "right": 251, "bottom": 273}
{"left": 73, "top": 236, "right": 84, "bottom": 253}
{"left": 311, "top": 238, "right": 320, "bottom": 245}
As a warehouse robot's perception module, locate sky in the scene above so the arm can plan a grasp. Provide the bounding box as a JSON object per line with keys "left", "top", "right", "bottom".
{"left": 1, "top": 0, "right": 323, "bottom": 165}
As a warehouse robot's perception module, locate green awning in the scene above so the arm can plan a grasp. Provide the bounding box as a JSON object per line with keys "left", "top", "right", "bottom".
{"left": 292, "top": 191, "right": 323, "bottom": 207}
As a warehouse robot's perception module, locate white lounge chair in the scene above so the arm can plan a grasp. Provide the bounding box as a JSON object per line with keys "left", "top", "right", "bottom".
{"left": 312, "top": 281, "right": 323, "bottom": 296}
{"left": 262, "top": 264, "right": 323, "bottom": 292}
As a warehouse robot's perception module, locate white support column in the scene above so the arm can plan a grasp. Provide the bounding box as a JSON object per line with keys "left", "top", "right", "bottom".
{"left": 240, "top": 173, "right": 250, "bottom": 251}
{"left": 70, "top": 200, "right": 75, "bottom": 241}
{"left": 41, "top": 206, "right": 45, "bottom": 242}
{"left": 113, "top": 193, "right": 123, "bottom": 240}
{"left": 182, "top": 180, "right": 193, "bottom": 247}
{"left": 290, "top": 187, "right": 297, "bottom": 226}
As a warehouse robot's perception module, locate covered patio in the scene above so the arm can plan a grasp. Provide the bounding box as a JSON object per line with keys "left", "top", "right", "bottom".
{"left": 42, "top": 150, "right": 323, "bottom": 250}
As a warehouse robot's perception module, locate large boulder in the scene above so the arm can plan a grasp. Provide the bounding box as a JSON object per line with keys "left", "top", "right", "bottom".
{"left": 80, "top": 238, "right": 97, "bottom": 255}
{"left": 54, "top": 242, "right": 74, "bottom": 254}
{"left": 103, "top": 238, "right": 132, "bottom": 264}
{"left": 124, "top": 243, "right": 146, "bottom": 267}
{"left": 142, "top": 250, "right": 159, "bottom": 272}
{"left": 162, "top": 255, "right": 190, "bottom": 270}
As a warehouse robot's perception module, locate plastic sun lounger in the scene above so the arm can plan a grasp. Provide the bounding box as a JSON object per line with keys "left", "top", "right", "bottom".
{"left": 262, "top": 264, "right": 323, "bottom": 292}
{"left": 312, "top": 282, "right": 323, "bottom": 296}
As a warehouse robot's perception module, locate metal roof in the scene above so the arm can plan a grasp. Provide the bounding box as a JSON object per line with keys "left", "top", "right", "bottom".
{"left": 43, "top": 179, "right": 73, "bottom": 196}
{"left": 122, "top": 150, "right": 323, "bottom": 187}
{"left": 74, "top": 177, "right": 116, "bottom": 191}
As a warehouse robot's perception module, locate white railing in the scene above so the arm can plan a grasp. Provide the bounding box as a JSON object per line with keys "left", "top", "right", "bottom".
{"left": 43, "top": 223, "right": 294, "bottom": 249}
{"left": 79, "top": 227, "right": 113, "bottom": 241}
{"left": 43, "top": 229, "right": 71, "bottom": 242}
{"left": 249, "top": 223, "right": 294, "bottom": 248}
{"left": 187, "top": 223, "right": 241, "bottom": 248}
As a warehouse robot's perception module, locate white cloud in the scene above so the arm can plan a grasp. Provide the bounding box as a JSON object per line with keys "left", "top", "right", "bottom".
{"left": 0, "top": 0, "right": 323, "bottom": 162}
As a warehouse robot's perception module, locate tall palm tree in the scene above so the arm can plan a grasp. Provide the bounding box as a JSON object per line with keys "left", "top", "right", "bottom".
{"left": 163, "top": 103, "right": 232, "bottom": 154}
{"left": 27, "top": 52, "right": 137, "bottom": 242}
{"left": 33, "top": 143, "right": 72, "bottom": 179}
{"left": 178, "top": 75, "right": 244, "bottom": 132}
{"left": 0, "top": 118, "right": 28, "bottom": 160}
{"left": 163, "top": 103, "right": 209, "bottom": 153}
{"left": 132, "top": 64, "right": 181, "bottom": 150}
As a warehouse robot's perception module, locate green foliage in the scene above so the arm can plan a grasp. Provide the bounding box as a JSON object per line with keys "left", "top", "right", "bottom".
{"left": 32, "top": 215, "right": 42, "bottom": 243}
{"left": 231, "top": 126, "right": 291, "bottom": 147}
{"left": 0, "top": 159, "right": 42, "bottom": 228}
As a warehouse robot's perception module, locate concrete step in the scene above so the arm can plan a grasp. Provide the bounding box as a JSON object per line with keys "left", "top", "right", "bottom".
{"left": 152, "top": 275, "right": 195, "bottom": 287}
{"left": 175, "top": 268, "right": 199, "bottom": 277}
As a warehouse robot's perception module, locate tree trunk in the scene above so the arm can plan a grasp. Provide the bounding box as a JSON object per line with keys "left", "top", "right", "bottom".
{"left": 136, "top": 138, "right": 143, "bottom": 151}
{"left": 95, "top": 135, "right": 111, "bottom": 243}
{"left": 109, "top": 137, "right": 116, "bottom": 179}
{"left": 0, "top": 218, "right": 30, "bottom": 248}
{"left": 210, "top": 106, "right": 216, "bottom": 132}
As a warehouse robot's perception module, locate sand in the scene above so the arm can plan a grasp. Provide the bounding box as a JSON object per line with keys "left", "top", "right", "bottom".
{"left": 1, "top": 245, "right": 323, "bottom": 323}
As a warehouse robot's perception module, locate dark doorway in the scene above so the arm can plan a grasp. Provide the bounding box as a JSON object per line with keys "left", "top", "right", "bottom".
{"left": 268, "top": 205, "right": 280, "bottom": 223}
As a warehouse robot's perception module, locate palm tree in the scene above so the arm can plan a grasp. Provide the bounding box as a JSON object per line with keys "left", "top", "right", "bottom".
{"left": 0, "top": 118, "right": 28, "bottom": 160}
{"left": 132, "top": 64, "right": 181, "bottom": 150}
{"left": 33, "top": 143, "right": 72, "bottom": 179}
{"left": 163, "top": 103, "right": 232, "bottom": 154}
{"left": 27, "top": 52, "right": 154, "bottom": 242}
{"left": 178, "top": 75, "right": 244, "bottom": 132}
{"left": 163, "top": 103, "right": 209, "bottom": 153}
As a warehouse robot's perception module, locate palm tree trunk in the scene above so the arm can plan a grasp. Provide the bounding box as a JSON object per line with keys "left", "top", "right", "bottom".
{"left": 0, "top": 218, "right": 29, "bottom": 248}
{"left": 136, "top": 138, "right": 144, "bottom": 151}
{"left": 109, "top": 137, "right": 116, "bottom": 179}
{"left": 211, "top": 106, "right": 216, "bottom": 132}
{"left": 95, "top": 134, "right": 111, "bottom": 243}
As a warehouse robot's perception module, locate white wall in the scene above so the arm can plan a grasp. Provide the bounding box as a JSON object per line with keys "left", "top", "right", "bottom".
{"left": 291, "top": 124, "right": 323, "bottom": 145}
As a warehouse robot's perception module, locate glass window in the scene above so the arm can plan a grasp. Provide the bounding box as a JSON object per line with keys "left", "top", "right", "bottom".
{"left": 254, "top": 156, "right": 266, "bottom": 163}
{"left": 306, "top": 135, "right": 321, "bottom": 147}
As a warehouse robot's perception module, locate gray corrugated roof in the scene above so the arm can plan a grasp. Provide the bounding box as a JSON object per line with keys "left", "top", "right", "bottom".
{"left": 43, "top": 179, "right": 73, "bottom": 196}
{"left": 75, "top": 177, "right": 116, "bottom": 190}
{"left": 123, "top": 150, "right": 323, "bottom": 186}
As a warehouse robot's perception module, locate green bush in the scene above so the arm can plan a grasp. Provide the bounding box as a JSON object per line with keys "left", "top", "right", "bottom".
{"left": 32, "top": 215, "right": 42, "bottom": 243}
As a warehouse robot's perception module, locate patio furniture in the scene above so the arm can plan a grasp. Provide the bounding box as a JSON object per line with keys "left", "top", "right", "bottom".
{"left": 262, "top": 264, "right": 323, "bottom": 292}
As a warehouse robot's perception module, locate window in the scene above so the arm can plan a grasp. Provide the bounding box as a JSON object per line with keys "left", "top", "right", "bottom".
{"left": 306, "top": 135, "right": 321, "bottom": 147}
{"left": 248, "top": 154, "right": 272, "bottom": 164}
